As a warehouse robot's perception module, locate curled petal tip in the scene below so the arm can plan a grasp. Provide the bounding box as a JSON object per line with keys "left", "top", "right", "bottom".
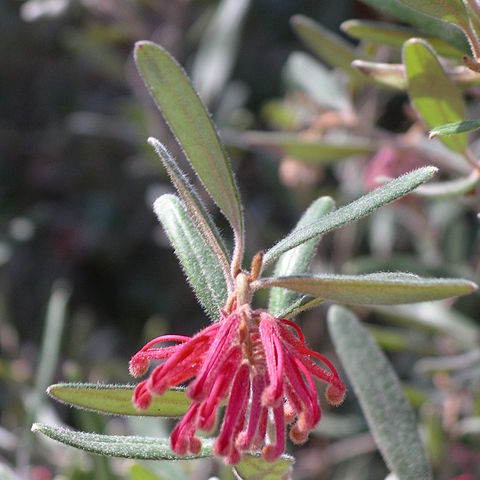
{"left": 325, "top": 382, "right": 346, "bottom": 406}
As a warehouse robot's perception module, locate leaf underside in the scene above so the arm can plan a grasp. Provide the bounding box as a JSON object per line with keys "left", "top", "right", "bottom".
{"left": 328, "top": 306, "right": 432, "bottom": 479}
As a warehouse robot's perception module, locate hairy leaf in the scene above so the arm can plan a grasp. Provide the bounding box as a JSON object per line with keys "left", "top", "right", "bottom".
{"left": 47, "top": 383, "right": 190, "bottom": 417}
{"left": 269, "top": 197, "right": 334, "bottom": 316}
{"left": 134, "top": 42, "right": 243, "bottom": 241}
{"left": 257, "top": 273, "right": 476, "bottom": 305}
{"left": 154, "top": 194, "right": 228, "bottom": 320}
{"left": 328, "top": 306, "right": 432, "bottom": 479}
{"left": 263, "top": 167, "right": 437, "bottom": 268}
{"left": 403, "top": 39, "right": 467, "bottom": 153}
{"left": 32, "top": 423, "right": 214, "bottom": 460}
{"left": 148, "top": 138, "right": 232, "bottom": 290}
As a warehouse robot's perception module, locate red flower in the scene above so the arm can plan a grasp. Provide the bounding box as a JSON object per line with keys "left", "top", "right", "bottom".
{"left": 130, "top": 303, "right": 345, "bottom": 464}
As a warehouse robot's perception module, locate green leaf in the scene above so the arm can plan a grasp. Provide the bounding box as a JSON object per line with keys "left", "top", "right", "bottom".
{"left": 191, "top": 0, "right": 250, "bottom": 106}
{"left": 233, "top": 454, "right": 295, "bottom": 480}
{"left": 276, "top": 296, "right": 324, "bottom": 319}
{"left": 31, "top": 423, "right": 214, "bottom": 460}
{"left": 268, "top": 197, "right": 334, "bottom": 316}
{"left": 134, "top": 42, "right": 243, "bottom": 241}
{"left": 403, "top": 39, "right": 467, "bottom": 153}
{"left": 399, "top": 0, "right": 471, "bottom": 33}
{"left": 341, "top": 19, "right": 463, "bottom": 57}
{"left": 352, "top": 60, "right": 480, "bottom": 91}
{"left": 327, "top": 306, "right": 432, "bottom": 479}
{"left": 129, "top": 464, "right": 163, "bottom": 480}
{"left": 359, "top": 0, "right": 470, "bottom": 53}
{"left": 290, "top": 15, "right": 361, "bottom": 77}
{"left": 257, "top": 273, "right": 476, "bottom": 305}
{"left": 262, "top": 167, "right": 437, "bottom": 268}
{"left": 430, "top": 119, "right": 480, "bottom": 137}
{"left": 237, "top": 131, "right": 376, "bottom": 164}
{"left": 148, "top": 138, "right": 232, "bottom": 291}
{"left": 47, "top": 383, "right": 191, "bottom": 417}
{"left": 283, "top": 52, "right": 350, "bottom": 111}
{"left": 413, "top": 170, "right": 480, "bottom": 198}
{"left": 154, "top": 194, "right": 228, "bottom": 320}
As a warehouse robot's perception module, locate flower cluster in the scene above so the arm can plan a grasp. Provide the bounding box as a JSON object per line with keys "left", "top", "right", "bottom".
{"left": 130, "top": 295, "right": 345, "bottom": 464}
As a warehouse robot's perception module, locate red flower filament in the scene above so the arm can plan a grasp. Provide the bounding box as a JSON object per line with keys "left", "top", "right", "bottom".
{"left": 130, "top": 303, "right": 345, "bottom": 464}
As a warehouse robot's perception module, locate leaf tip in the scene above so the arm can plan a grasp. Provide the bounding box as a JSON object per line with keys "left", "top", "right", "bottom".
{"left": 31, "top": 423, "right": 41, "bottom": 433}
{"left": 428, "top": 130, "right": 438, "bottom": 140}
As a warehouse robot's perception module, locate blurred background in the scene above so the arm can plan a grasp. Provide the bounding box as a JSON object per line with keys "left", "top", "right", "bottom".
{"left": 1, "top": 0, "right": 480, "bottom": 479}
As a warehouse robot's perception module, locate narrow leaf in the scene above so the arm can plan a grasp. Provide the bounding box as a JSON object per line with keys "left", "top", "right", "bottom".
{"left": 31, "top": 423, "right": 214, "bottom": 460}
{"left": 341, "top": 19, "right": 463, "bottom": 57}
{"left": 233, "top": 454, "right": 294, "bottom": 480}
{"left": 154, "top": 194, "right": 228, "bottom": 320}
{"left": 47, "top": 383, "right": 191, "bottom": 417}
{"left": 148, "top": 138, "right": 232, "bottom": 291}
{"left": 284, "top": 52, "right": 350, "bottom": 111}
{"left": 429, "top": 119, "right": 480, "bottom": 137}
{"left": 257, "top": 273, "right": 477, "bottom": 305}
{"left": 399, "top": 0, "right": 471, "bottom": 34}
{"left": 134, "top": 42, "right": 243, "bottom": 241}
{"left": 268, "top": 197, "right": 335, "bottom": 316}
{"left": 237, "top": 131, "right": 376, "bottom": 164}
{"left": 413, "top": 170, "right": 480, "bottom": 198}
{"left": 276, "top": 295, "right": 324, "bottom": 319}
{"left": 191, "top": 0, "right": 250, "bottom": 106}
{"left": 263, "top": 167, "right": 437, "bottom": 268}
{"left": 328, "top": 306, "right": 432, "bottom": 479}
{"left": 290, "top": 15, "right": 361, "bottom": 78}
{"left": 359, "top": 0, "right": 470, "bottom": 53}
{"left": 403, "top": 39, "right": 467, "bottom": 153}
{"left": 352, "top": 60, "right": 480, "bottom": 91}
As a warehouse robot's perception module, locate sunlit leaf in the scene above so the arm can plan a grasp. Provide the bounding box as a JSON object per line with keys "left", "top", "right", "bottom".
{"left": 290, "top": 15, "right": 361, "bottom": 77}
{"left": 32, "top": 423, "right": 214, "bottom": 460}
{"left": 262, "top": 167, "right": 437, "bottom": 268}
{"left": 233, "top": 453, "right": 294, "bottom": 480}
{"left": 342, "top": 19, "right": 463, "bottom": 57}
{"left": 47, "top": 383, "right": 191, "bottom": 417}
{"left": 129, "top": 464, "right": 163, "bottom": 480}
{"left": 154, "top": 194, "right": 228, "bottom": 320}
{"left": 359, "top": 0, "right": 469, "bottom": 53}
{"left": 237, "top": 131, "right": 375, "bottom": 164}
{"left": 328, "top": 306, "right": 432, "bottom": 479}
{"left": 268, "top": 197, "right": 334, "bottom": 316}
{"left": 403, "top": 39, "right": 467, "bottom": 153}
{"left": 399, "top": 0, "right": 471, "bottom": 34}
{"left": 134, "top": 42, "right": 244, "bottom": 241}
{"left": 257, "top": 272, "right": 476, "bottom": 305}
{"left": 429, "top": 119, "right": 480, "bottom": 137}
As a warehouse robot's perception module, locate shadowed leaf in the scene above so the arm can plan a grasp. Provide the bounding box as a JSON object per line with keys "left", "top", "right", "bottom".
{"left": 328, "top": 306, "right": 432, "bottom": 479}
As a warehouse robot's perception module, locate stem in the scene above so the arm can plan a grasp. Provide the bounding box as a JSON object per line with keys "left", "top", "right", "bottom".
{"left": 464, "top": 147, "right": 480, "bottom": 170}
{"left": 235, "top": 272, "right": 252, "bottom": 306}
{"left": 231, "top": 230, "right": 244, "bottom": 279}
